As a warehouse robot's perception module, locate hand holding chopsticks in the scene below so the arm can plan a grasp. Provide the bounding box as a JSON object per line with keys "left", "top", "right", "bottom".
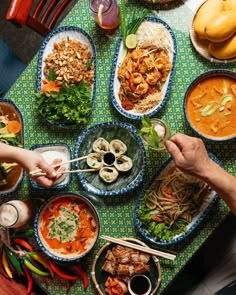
{"left": 29, "top": 155, "right": 96, "bottom": 177}
{"left": 100, "top": 235, "right": 176, "bottom": 261}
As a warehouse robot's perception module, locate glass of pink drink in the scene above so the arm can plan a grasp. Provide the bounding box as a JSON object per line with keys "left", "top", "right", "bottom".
{"left": 90, "top": 0, "right": 120, "bottom": 30}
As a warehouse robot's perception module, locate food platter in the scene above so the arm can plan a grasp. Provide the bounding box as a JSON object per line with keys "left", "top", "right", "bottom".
{"left": 36, "top": 25, "right": 96, "bottom": 128}
{"left": 190, "top": 1, "right": 236, "bottom": 64}
{"left": 109, "top": 17, "right": 177, "bottom": 120}
{"left": 0, "top": 99, "right": 24, "bottom": 195}
{"left": 91, "top": 238, "right": 161, "bottom": 295}
{"left": 74, "top": 122, "right": 146, "bottom": 196}
{"left": 134, "top": 156, "right": 222, "bottom": 246}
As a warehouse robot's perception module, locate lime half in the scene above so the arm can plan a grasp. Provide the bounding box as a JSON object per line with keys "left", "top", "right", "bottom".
{"left": 125, "top": 34, "right": 137, "bottom": 49}
{"left": 98, "top": 4, "right": 104, "bottom": 26}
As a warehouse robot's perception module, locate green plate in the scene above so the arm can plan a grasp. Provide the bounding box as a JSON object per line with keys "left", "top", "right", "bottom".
{"left": 74, "top": 122, "right": 146, "bottom": 196}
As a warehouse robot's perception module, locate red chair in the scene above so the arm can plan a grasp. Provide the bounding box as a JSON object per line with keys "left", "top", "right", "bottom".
{"left": 6, "top": 0, "right": 71, "bottom": 36}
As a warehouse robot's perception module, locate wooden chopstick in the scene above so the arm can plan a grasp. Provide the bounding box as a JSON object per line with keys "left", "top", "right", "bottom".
{"left": 100, "top": 235, "right": 176, "bottom": 261}
{"left": 29, "top": 155, "right": 89, "bottom": 176}
{"left": 31, "top": 168, "right": 97, "bottom": 177}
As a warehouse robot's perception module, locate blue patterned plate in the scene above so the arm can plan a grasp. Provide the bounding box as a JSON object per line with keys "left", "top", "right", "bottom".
{"left": 74, "top": 122, "right": 146, "bottom": 196}
{"left": 36, "top": 25, "right": 96, "bottom": 128}
{"left": 0, "top": 99, "right": 24, "bottom": 195}
{"left": 134, "top": 154, "right": 221, "bottom": 246}
{"left": 109, "top": 17, "right": 177, "bottom": 120}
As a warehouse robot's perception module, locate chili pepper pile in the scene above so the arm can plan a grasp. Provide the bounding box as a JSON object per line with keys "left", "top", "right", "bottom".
{"left": 0, "top": 237, "right": 89, "bottom": 294}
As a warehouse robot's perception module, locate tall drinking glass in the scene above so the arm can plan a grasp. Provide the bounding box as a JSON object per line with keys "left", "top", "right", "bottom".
{"left": 90, "top": 0, "right": 120, "bottom": 30}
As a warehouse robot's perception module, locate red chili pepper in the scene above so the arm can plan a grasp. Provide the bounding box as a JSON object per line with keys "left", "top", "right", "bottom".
{"left": 49, "top": 261, "right": 79, "bottom": 281}
{"left": 22, "top": 263, "right": 33, "bottom": 295}
{"left": 14, "top": 238, "right": 33, "bottom": 252}
{"left": 73, "top": 265, "right": 89, "bottom": 291}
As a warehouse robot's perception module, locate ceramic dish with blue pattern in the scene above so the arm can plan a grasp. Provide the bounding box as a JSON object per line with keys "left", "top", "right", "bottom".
{"left": 134, "top": 154, "right": 221, "bottom": 246}
{"left": 33, "top": 192, "right": 100, "bottom": 262}
{"left": 109, "top": 17, "right": 177, "bottom": 120}
{"left": 184, "top": 70, "right": 236, "bottom": 141}
{"left": 74, "top": 122, "right": 146, "bottom": 196}
{"left": 0, "top": 99, "right": 24, "bottom": 195}
{"left": 29, "top": 143, "right": 72, "bottom": 190}
{"left": 36, "top": 26, "right": 96, "bottom": 128}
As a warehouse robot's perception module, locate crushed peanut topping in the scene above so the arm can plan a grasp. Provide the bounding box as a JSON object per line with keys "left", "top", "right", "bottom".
{"left": 43, "top": 38, "right": 94, "bottom": 86}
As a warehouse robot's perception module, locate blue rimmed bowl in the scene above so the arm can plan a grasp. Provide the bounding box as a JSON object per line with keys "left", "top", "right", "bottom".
{"left": 33, "top": 192, "right": 100, "bottom": 262}
{"left": 134, "top": 154, "right": 221, "bottom": 246}
{"left": 184, "top": 69, "right": 236, "bottom": 141}
{"left": 29, "top": 143, "right": 72, "bottom": 190}
{"left": 36, "top": 25, "right": 96, "bottom": 128}
{"left": 74, "top": 121, "right": 146, "bottom": 196}
{"left": 109, "top": 17, "right": 177, "bottom": 120}
{"left": 0, "top": 98, "right": 24, "bottom": 195}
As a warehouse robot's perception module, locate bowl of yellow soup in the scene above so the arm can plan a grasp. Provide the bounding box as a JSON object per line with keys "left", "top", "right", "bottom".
{"left": 33, "top": 192, "right": 100, "bottom": 262}
{"left": 184, "top": 70, "right": 236, "bottom": 141}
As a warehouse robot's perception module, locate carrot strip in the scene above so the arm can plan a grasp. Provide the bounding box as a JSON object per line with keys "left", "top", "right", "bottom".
{"left": 7, "top": 121, "right": 21, "bottom": 134}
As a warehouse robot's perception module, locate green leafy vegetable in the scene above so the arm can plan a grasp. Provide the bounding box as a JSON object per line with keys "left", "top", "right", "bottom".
{"left": 138, "top": 115, "right": 160, "bottom": 148}
{"left": 119, "top": 3, "right": 149, "bottom": 48}
{"left": 35, "top": 80, "right": 92, "bottom": 125}
{"left": 47, "top": 69, "right": 56, "bottom": 81}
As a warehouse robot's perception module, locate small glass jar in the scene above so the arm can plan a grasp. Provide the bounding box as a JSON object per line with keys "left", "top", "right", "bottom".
{"left": 0, "top": 200, "right": 33, "bottom": 228}
{"left": 90, "top": 0, "right": 120, "bottom": 30}
{"left": 142, "top": 118, "right": 171, "bottom": 151}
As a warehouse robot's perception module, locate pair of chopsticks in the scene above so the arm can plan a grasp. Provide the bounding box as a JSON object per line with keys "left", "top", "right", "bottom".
{"left": 29, "top": 155, "right": 96, "bottom": 177}
{"left": 100, "top": 235, "right": 176, "bottom": 261}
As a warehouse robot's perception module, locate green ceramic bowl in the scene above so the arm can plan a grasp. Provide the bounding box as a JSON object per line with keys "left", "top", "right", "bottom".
{"left": 74, "top": 122, "right": 146, "bottom": 196}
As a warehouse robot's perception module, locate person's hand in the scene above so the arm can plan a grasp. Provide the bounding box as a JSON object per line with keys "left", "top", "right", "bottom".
{"left": 17, "top": 149, "right": 64, "bottom": 188}
{"left": 164, "top": 133, "right": 212, "bottom": 177}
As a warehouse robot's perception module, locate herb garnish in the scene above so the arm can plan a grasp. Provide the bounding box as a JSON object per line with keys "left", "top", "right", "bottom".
{"left": 119, "top": 3, "right": 149, "bottom": 48}
{"left": 138, "top": 115, "right": 160, "bottom": 148}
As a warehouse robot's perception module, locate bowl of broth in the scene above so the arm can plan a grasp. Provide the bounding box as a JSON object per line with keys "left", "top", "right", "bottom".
{"left": 0, "top": 99, "right": 24, "bottom": 195}
{"left": 33, "top": 192, "right": 100, "bottom": 262}
{"left": 184, "top": 70, "right": 236, "bottom": 141}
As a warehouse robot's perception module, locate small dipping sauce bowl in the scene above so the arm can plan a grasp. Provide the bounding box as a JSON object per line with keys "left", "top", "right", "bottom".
{"left": 102, "top": 151, "right": 116, "bottom": 166}
{"left": 128, "top": 274, "right": 152, "bottom": 295}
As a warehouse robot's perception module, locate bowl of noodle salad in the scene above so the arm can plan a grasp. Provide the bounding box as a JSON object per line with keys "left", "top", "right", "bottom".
{"left": 134, "top": 155, "right": 221, "bottom": 245}
{"left": 110, "top": 17, "right": 177, "bottom": 120}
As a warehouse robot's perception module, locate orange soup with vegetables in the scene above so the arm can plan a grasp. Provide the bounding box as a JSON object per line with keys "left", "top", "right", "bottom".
{"left": 39, "top": 196, "right": 98, "bottom": 258}
{"left": 186, "top": 74, "right": 236, "bottom": 139}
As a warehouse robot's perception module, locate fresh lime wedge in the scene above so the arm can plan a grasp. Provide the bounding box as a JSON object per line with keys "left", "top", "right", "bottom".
{"left": 125, "top": 34, "right": 137, "bottom": 49}
{"left": 98, "top": 4, "right": 104, "bottom": 26}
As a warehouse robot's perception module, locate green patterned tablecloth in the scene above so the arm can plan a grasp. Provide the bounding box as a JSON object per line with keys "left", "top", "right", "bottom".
{"left": 5, "top": 0, "right": 236, "bottom": 294}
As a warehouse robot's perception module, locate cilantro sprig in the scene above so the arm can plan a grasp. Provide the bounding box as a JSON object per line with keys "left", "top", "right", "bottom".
{"left": 139, "top": 115, "right": 160, "bottom": 148}
{"left": 35, "top": 80, "right": 92, "bottom": 126}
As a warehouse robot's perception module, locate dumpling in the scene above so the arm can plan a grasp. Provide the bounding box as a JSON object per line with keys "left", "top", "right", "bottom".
{"left": 93, "top": 137, "right": 110, "bottom": 153}
{"left": 109, "top": 140, "right": 127, "bottom": 157}
{"left": 114, "top": 155, "right": 133, "bottom": 172}
{"left": 99, "top": 167, "right": 119, "bottom": 183}
{"left": 87, "top": 153, "right": 103, "bottom": 169}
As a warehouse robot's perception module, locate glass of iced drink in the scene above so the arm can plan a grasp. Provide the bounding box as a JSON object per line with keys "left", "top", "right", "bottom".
{"left": 0, "top": 200, "right": 32, "bottom": 228}
{"left": 90, "top": 0, "right": 120, "bottom": 30}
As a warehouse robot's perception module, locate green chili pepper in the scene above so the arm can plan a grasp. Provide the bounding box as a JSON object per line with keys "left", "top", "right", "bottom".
{"left": 3, "top": 245, "right": 23, "bottom": 276}
{"left": 22, "top": 256, "right": 50, "bottom": 276}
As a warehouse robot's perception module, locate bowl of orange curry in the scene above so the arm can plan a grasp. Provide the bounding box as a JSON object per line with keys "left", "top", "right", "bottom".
{"left": 33, "top": 192, "right": 100, "bottom": 262}
{"left": 184, "top": 70, "right": 236, "bottom": 141}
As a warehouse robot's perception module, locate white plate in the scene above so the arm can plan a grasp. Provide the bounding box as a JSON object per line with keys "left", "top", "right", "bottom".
{"left": 134, "top": 155, "right": 221, "bottom": 245}
{"left": 109, "top": 17, "right": 177, "bottom": 120}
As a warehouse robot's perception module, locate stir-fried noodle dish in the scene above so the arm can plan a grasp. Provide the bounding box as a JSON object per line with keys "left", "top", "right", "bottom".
{"left": 118, "top": 21, "right": 174, "bottom": 113}
{"left": 138, "top": 165, "right": 211, "bottom": 241}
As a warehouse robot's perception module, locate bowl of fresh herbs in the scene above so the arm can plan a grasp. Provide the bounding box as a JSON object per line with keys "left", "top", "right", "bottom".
{"left": 35, "top": 26, "right": 96, "bottom": 128}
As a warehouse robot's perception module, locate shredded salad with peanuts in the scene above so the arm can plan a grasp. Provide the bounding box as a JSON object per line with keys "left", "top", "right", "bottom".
{"left": 138, "top": 165, "right": 211, "bottom": 241}
{"left": 35, "top": 37, "right": 94, "bottom": 125}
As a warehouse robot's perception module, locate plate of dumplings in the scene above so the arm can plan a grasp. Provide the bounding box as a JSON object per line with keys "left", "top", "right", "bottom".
{"left": 74, "top": 122, "right": 146, "bottom": 196}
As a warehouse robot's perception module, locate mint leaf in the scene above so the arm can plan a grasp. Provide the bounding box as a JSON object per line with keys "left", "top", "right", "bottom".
{"left": 47, "top": 69, "right": 56, "bottom": 81}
